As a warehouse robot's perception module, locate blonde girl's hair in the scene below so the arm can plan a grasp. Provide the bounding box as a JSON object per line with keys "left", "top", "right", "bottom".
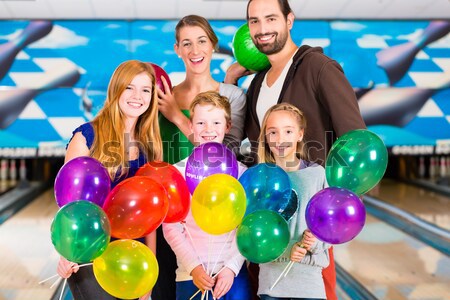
{"left": 175, "top": 14, "right": 219, "bottom": 52}
{"left": 189, "top": 91, "right": 231, "bottom": 125}
{"left": 257, "top": 103, "right": 307, "bottom": 164}
{"left": 91, "top": 60, "right": 162, "bottom": 180}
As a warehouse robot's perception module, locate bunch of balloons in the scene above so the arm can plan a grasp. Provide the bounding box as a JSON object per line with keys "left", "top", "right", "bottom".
{"left": 51, "top": 154, "right": 190, "bottom": 298}
{"left": 306, "top": 129, "right": 388, "bottom": 244}
{"left": 236, "top": 163, "right": 293, "bottom": 263}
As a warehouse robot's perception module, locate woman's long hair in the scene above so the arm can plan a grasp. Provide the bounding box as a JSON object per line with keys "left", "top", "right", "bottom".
{"left": 91, "top": 60, "right": 162, "bottom": 179}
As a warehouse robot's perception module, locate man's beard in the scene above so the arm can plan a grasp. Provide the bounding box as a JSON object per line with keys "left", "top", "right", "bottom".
{"left": 253, "top": 30, "right": 288, "bottom": 55}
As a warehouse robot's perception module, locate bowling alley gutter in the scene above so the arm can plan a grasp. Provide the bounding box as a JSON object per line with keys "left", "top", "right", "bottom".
{"left": 363, "top": 195, "right": 450, "bottom": 256}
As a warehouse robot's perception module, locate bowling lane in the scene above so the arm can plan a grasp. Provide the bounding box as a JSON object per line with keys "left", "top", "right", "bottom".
{"left": 334, "top": 213, "right": 450, "bottom": 300}
{"left": 367, "top": 179, "right": 450, "bottom": 230}
{"left": 0, "top": 188, "right": 59, "bottom": 300}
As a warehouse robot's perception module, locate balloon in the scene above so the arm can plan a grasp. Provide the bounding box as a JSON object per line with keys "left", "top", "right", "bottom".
{"left": 191, "top": 174, "right": 246, "bottom": 235}
{"left": 102, "top": 176, "right": 169, "bottom": 239}
{"left": 136, "top": 161, "right": 190, "bottom": 223}
{"left": 325, "top": 129, "right": 388, "bottom": 195}
{"left": 239, "top": 163, "right": 292, "bottom": 215}
{"left": 305, "top": 187, "right": 366, "bottom": 244}
{"left": 185, "top": 142, "right": 239, "bottom": 194}
{"left": 54, "top": 156, "right": 111, "bottom": 207}
{"left": 149, "top": 63, "right": 172, "bottom": 93}
{"left": 280, "top": 189, "right": 298, "bottom": 222}
{"left": 93, "top": 240, "right": 159, "bottom": 299}
{"left": 51, "top": 200, "right": 110, "bottom": 263}
{"left": 232, "top": 23, "right": 270, "bottom": 72}
{"left": 236, "top": 210, "right": 290, "bottom": 264}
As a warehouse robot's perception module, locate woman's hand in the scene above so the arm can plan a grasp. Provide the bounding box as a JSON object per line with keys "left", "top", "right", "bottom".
{"left": 157, "top": 76, "right": 182, "bottom": 124}
{"left": 224, "top": 62, "right": 254, "bottom": 85}
{"left": 57, "top": 256, "right": 79, "bottom": 278}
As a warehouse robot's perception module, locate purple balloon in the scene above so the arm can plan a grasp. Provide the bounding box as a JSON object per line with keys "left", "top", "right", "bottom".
{"left": 185, "top": 142, "right": 239, "bottom": 194}
{"left": 306, "top": 187, "right": 366, "bottom": 244}
{"left": 54, "top": 156, "right": 111, "bottom": 207}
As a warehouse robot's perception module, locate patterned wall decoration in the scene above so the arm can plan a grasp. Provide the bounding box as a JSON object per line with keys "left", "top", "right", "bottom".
{"left": 0, "top": 20, "right": 449, "bottom": 157}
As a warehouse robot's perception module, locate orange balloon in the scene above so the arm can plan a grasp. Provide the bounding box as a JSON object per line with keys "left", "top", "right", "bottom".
{"left": 102, "top": 176, "right": 169, "bottom": 239}
{"left": 136, "top": 161, "right": 190, "bottom": 223}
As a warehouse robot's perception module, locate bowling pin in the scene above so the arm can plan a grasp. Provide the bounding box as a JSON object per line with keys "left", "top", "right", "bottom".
{"left": 376, "top": 21, "right": 450, "bottom": 86}
{"left": 9, "top": 159, "right": 16, "bottom": 182}
{"left": 0, "top": 59, "right": 81, "bottom": 129}
{"left": 358, "top": 79, "right": 450, "bottom": 126}
{"left": 429, "top": 156, "right": 436, "bottom": 180}
{"left": 440, "top": 156, "right": 447, "bottom": 179}
{"left": 0, "top": 159, "right": 7, "bottom": 182}
{"left": 447, "top": 156, "right": 450, "bottom": 178}
{"left": 0, "top": 21, "right": 53, "bottom": 81}
{"left": 19, "top": 159, "right": 26, "bottom": 181}
{"left": 418, "top": 156, "right": 425, "bottom": 179}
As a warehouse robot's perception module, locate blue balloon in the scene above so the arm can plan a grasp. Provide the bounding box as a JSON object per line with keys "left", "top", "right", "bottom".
{"left": 239, "top": 163, "right": 292, "bottom": 215}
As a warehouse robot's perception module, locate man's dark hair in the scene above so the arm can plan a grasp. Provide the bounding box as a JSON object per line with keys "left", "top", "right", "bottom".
{"left": 246, "top": 0, "right": 293, "bottom": 20}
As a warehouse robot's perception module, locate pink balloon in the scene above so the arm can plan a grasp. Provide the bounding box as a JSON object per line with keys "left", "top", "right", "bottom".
{"left": 306, "top": 187, "right": 366, "bottom": 244}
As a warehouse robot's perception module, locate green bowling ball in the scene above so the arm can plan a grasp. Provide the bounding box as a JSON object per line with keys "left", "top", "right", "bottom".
{"left": 232, "top": 23, "right": 270, "bottom": 72}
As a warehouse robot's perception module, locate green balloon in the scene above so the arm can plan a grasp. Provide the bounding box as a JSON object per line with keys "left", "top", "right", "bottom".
{"left": 232, "top": 23, "right": 270, "bottom": 72}
{"left": 236, "top": 210, "right": 290, "bottom": 264}
{"left": 51, "top": 200, "right": 111, "bottom": 263}
{"left": 325, "top": 129, "right": 388, "bottom": 195}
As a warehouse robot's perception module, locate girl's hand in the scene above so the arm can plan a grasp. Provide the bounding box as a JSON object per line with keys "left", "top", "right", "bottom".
{"left": 302, "top": 229, "right": 317, "bottom": 251}
{"left": 191, "top": 265, "right": 215, "bottom": 292}
{"left": 290, "top": 243, "right": 307, "bottom": 262}
{"left": 157, "top": 76, "right": 182, "bottom": 124}
{"left": 212, "top": 267, "right": 235, "bottom": 299}
{"left": 57, "top": 256, "right": 79, "bottom": 278}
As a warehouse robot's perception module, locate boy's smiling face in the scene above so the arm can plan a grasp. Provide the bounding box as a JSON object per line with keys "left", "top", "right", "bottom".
{"left": 190, "top": 104, "right": 231, "bottom": 145}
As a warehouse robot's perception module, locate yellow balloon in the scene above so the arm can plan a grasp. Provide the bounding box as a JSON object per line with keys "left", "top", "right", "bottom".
{"left": 192, "top": 174, "right": 246, "bottom": 235}
{"left": 93, "top": 239, "right": 158, "bottom": 299}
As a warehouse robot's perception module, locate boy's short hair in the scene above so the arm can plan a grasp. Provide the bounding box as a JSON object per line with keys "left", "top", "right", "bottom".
{"left": 189, "top": 91, "right": 231, "bottom": 123}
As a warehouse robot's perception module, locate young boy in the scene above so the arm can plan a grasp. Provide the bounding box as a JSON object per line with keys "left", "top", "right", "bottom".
{"left": 162, "top": 91, "right": 250, "bottom": 300}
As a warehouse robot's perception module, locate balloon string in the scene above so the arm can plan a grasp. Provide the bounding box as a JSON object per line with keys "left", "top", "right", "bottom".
{"left": 182, "top": 221, "right": 206, "bottom": 270}
{"left": 189, "top": 265, "right": 226, "bottom": 299}
{"left": 39, "top": 262, "right": 92, "bottom": 286}
{"left": 270, "top": 234, "right": 306, "bottom": 290}
{"left": 49, "top": 276, "right": 62, "bottom": 289}
{"left": 209, "top": 231, "right": 234, "bottom": 276}
{"left": 206, "top": 235, "right": 212, "bottom": 275}
{"left": 78, "top": 262, "right": 93, "bottom": 268}
{"left": 39, "top": 273, "right": 59, "bottom": 284}
{"left": 59, "top": 278, "right": 67, "bottom": 300}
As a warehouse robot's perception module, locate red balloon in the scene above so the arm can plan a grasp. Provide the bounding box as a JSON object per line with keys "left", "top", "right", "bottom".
{"left": 149, "top": 63, "right": 172, "bottom": 93}
{"left": 136, "top": 161, "right": 190, "bottom": 223}
{"left": 102, "top": 176, "right": 169, "bottom": 239}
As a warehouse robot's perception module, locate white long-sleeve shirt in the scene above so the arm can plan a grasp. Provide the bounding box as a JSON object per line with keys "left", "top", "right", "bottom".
{"left": 162, "top": 158, "right": 247, "bottom": 282}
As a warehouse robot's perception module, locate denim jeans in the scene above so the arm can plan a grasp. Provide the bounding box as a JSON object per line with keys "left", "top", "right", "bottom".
{"left": 260, "top": 296, "right": 325, "bottom": 300}
{"left": 176, "top": 265, "right": 251, "bottom": 300}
